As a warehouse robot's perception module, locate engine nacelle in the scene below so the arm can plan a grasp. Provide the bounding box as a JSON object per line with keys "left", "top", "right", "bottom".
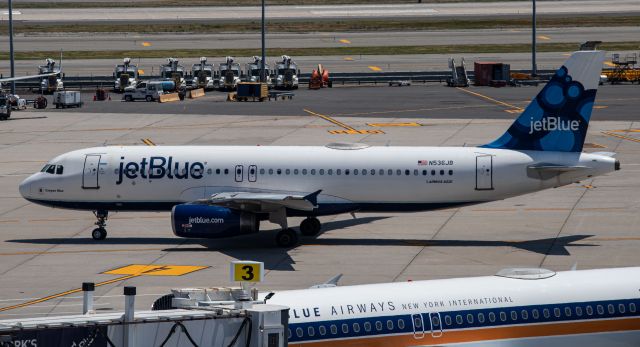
{"left": 171, "top": 204, "right": 258, "bottom": 239}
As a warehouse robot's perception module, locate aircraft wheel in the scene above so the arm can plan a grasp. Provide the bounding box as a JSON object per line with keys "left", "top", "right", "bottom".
{"left": 92, "top": 227, "right": 107, "bottom": 240}
{"left": 276, "top": 228, "right": 298, "bottom": 248}
{"left": 300, "top": 217, "right": 321, "bottom": 236}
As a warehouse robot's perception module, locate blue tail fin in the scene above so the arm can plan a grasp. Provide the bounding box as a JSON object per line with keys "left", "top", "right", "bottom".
{"left": 481, "top": 51, "right": 605, "bottom": 152}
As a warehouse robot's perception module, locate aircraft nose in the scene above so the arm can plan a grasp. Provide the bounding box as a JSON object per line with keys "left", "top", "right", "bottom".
{"left": 19, "top": 176, "right": 32, "bottom": 198}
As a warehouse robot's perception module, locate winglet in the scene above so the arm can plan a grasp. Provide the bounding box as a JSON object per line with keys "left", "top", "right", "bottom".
{"left": 304, "top": 190, "right": 322, "bottom": 206}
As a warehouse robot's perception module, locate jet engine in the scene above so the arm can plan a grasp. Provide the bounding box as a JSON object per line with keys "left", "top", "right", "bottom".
{"left": 171, "top": 204, "right": 259, "bottom": 238}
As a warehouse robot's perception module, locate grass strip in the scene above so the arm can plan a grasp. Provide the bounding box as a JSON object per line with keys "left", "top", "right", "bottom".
{"left": 4, "top": 42, "right": 640, "bottom": 60}
{"left": 5, "top": 16, "right": 640, "bottom": 35}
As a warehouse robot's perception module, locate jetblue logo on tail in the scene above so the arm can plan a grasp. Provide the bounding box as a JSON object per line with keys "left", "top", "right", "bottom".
{"left": 481, "top": 51, "right": 604, "bottom": 152}
{"left": 529, "top": 117, "right": 580, "bottom": 134}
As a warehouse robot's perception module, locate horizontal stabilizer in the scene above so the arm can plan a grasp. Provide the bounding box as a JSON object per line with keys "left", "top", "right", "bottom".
{"left": 310, "top": 274, "right": 343, "bottom": 289}
{"left": 591, "top": 151, "right": 617, "bottom": 158}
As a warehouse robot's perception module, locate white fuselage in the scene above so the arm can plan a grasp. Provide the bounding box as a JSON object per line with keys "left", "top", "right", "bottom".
{"left": 19, "top": 145, "right": 616, "bottom": 214}
{"left": 268, "top": 267, "right": 640, "bottom": 346}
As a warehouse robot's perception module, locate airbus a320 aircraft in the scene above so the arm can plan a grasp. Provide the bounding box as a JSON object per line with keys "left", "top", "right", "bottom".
{"left": 269, "top": 267, "right": 640, "bottom": 346}
{"left": 19, "top": 51, "right": 618, "bottom": 247}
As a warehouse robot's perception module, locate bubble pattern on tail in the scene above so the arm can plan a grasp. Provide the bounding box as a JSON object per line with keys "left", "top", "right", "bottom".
{"left": 481, "top": 65, "right": 597, "bottom": 152}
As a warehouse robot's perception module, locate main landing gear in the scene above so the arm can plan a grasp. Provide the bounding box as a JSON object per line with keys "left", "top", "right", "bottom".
{"left": 274, "top": 217, "right": 322, "bottom": 248}
{"left": 91, "top": 210, "right": 108, "bottom": 240}
{"left": 299, "top": 217, "right": 321, "bottom": 236}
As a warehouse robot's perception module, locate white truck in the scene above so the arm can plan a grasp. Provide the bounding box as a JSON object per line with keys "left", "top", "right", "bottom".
{"left": 244, "top": 56, "right": 272, "bottom": 87}
{"left": 274, "top": 55, "right": 299, "bottom": 90}
{"left": 160, "top": 58, "right": 186, "bottom": 90}
{"left": 123, "top": 81, "right": 164, "bottom": 102}
{"left": 217, "top": 56, "right": 241, "bottom": 91}
{"left": 113, "top": 58, "right": 139, "bottom": 92}
{"left": 38, "top": 58, "right": 63, "bottom": 94}
{"left": 191, "top": 57, "right": 215, "bottom": 90}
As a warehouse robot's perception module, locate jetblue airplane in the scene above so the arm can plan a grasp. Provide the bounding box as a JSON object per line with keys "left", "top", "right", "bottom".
{"left": 269, "top": 267, "right": 640, "bottom": 346}
{"left": 19, "top": 51, "right": 618, "bottom": 246}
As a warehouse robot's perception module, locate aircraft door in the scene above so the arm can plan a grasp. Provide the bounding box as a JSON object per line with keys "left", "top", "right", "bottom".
{"left": 428, "top": 312, "right": 443, "bottom": 338}
{"left": 248, "top": 165, "right": 257, "bottom": 182}
{"left": 411, "top": 313, "right": 425, "bottom": 339}
{"left": 475, "top": 154, "right": 493, "bottom": 190}
{"left": 82, "top": 154, "right": 101, "bottom": 189}
{"left": 235, "top": 165, "right": 244, "bottom": 182}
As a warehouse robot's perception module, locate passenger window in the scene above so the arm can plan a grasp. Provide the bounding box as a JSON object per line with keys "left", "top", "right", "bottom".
{"left": 371, "top": 169, "right": 375, "bottom": 175}
{"left": 456, "top": 315, "right": 463, "bottom": 324}
{"left": 413, "top": 169, "right": 418, "bottom": 176}
{"left": 488, "top": 312, "right": 496, "bottom": 322}
{"left": 564, "top": 307, "right": 571, "bottom": 317}
{"left": 375, "top": 321, "right": 382, "bottom": 331}
{"left": 354, "top": 169, "right": 358, "bottom": 175}
{"left": 56, "top": 165, "right": 64, "bottom": 175}
{"left": 499, "top": 312, "right": 507, "bottom": 321}
{"left": 330, "top": 325, "right": 338, "bottom": 334}
{"left": 364, "top": 322, "right": 371, "bottom": 332}
{"left": 296, "top": 328, "right": 303, "bottom": 337}
{"left": 319, "top": 326, "right": 326, "bottom": 335}
{"left": 608, "top": 304, "right": 615, "bottom": 314}
{"left": 308, "top": 327, "right": 315, "bottom": 336}
{"left": 444, "top": 315, "right": 452, "bottom": 325}
{"left": 422, "top": 170, "right": 427, "bottom": 176}
{"left": 328, "top": 169, "right": 333, "bottom": 175}
{"left": 294, "top": 169, "right": 299, "bottom": 175}
{"left": 478, "top": 313, "right": 485, "bottom": 323}
{"left": 576, "top": 307, "right": 583, "bottom": 316}
{"left": 521, "top": 310, "right": 528, "bottom": 320}
{"left": 217, "top": 169, "right": 221, "bottom": 174}
{"left": 619, "top": 304, "right": 626, "bottom": 314}
{"left": 586, "top": 306, "right": 594, "bottom": 315}
{"left": 319, "top": 169, "right": 324, "bottom": 175}
{"left": 286, "top": 169, "right": 290, "bottom": 175}
{"left": 405, "top": 170, "right": 410, "bottom": 176}
{"left": 277, "top": 169, "right": 282, "bottom": 175}
{"left": 379, "top": 169, "right": 384, "bottom": 176}
{"left": 431, "top": 170, "right": 436, "bottom": 175}
{"left": 396, "top": 169, "right": 401, "bottom": 176}
{"left": 345, "top": 169, "right": 350, "bottom": 175}
{"left": 510, "top": 311, "right": 517, "bottom": 321}
{"left": 302, "top": 169, "right": 307, "bottom": 175}
{"left": 269, "top": 169, "right": 274, "bottom": 175}
{"left": 387, "top": 320, "right": 393, "bottom": 330}
{"left": 543, "top": 308, "right": 550, "bottom": 318}
{"left": 342, "top": 323, "right": 349, "bottom": 333}
{"left": 532, "top": 309, "right": 539, "bottom": 319}
{"left": 554, "top": 308, "right": 561, "bottom": 318}
{"left": 630, "top": 303, "right": 636, "bottom": 313}
{"left": 353, "top": 323, "right": 360, "bottom": 333}
{"left": 207, "top": 168, "right": 212, "bottom": 175}
{"left": 448, "top": 170, "right": 453, "bottom": 175}
{"left": 440, "top": 170, "right": 445, "bottom": 175}
{"left": 414, "top": 317, "right": 422, "bottom": 328}
{"left": 398, "top": 318, "right": 405, "bottom": 329}
{"left": 311, "top": 169, "right": 316, "bottom": 175}
{"left": 288, "top": 329, "right": 292, "bottom": 339}
{"left": 467, "top": 314, "right": 474, "bottom": 324}
{"left": 388, "top": 169, "right": 393, "bottom": 175}
{"left": 224, "top": 169, "right": 229, "bottom": 175}
{"left": 46, "top": 165, "right": 56, "bottom": 174}
{"left": 361, "top": 169, "right": 366, "bottom": 176}
{"left": 597, "top": 305, "right": 604, "bottom": 315}
{"left": 337, "top": 169, "right": 341, "bottom": 175}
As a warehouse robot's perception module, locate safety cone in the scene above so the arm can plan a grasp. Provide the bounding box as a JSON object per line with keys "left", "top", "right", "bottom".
{"left": 93, "top": 95, "right": 96, "bottom": 101}
{"left": 108, "top": 95, "right": 111, "bottom": 101}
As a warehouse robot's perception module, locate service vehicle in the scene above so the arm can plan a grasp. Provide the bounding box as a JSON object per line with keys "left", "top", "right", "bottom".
{"left": 244, "top": 56, "right": 272, "bottom": 87}
{"left": 160, "top": 58, "right": 186, "bottom": 90}
{"left": 274, "top": 55, "right": 299, "bottom": 90}
{"left": 217, "top": 56, "right": 241, "bottom": 91}
{"left": 113, "top": 58, "right": 139, "bottom": 92}
{"left": 38, "top": 58, "right": 63, "bottom": 94}
{"left": 53, "top": 91, "right": 82, "bottom": 108}
{"left": 123, "top": 81, "right": 164, "bottom": 102}
{"left": 191, "top": 57, "right": 215, "bottom": 91}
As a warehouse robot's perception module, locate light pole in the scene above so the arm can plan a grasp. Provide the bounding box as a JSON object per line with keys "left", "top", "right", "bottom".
{"left": 260, "top": 0, "right": 266, "bottom": 83}
{"left": 8, "top": 0, "right": 15, "bottom": 94}
{"left": 531, "top": 0, "right": 537, "bottom": 77}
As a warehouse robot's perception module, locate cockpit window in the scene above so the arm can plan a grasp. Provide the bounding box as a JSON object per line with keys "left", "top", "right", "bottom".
{"left": 41, "top": 164, "right": 49, "bottom": 172}
{"left": 56, "top": 165, "right": 64, "bottom": 175}
{"left": 46, "top": 165, "right": 56, "bottom": 174}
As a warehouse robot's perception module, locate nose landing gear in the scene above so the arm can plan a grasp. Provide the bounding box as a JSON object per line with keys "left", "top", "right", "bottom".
{"left": 92, "top": 210, "right": 108, "bottom": 240}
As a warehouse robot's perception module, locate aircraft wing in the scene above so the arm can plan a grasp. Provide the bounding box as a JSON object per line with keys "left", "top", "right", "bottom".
{"left": 203, "top": 190, "right": 321, "bottom": 213}
{"left": 0, "top": 73, "right": 57, "bottom": 83}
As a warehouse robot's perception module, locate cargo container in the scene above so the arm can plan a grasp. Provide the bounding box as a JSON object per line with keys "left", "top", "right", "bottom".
{"left": 474, "top": 62, "right": 511, "bottom": 86}
{"left": 53, "top": 91, "right": 82, "bottom": 108}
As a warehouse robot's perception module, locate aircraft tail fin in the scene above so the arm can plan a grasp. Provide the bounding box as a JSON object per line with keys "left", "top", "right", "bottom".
{"left": 481, "top": 50, "right": 605, "bottom": 152}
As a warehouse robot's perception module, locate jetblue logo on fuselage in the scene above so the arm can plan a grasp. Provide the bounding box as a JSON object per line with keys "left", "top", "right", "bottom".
{"left": 529, "top": 117, "right": 580, "bottom": 135}
{"left": 116, "top": 156, "right": 204, "bottom": 185}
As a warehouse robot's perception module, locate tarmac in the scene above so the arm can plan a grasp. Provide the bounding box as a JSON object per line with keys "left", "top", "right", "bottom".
{"left": 0, "top": 83, "right": 639, "bottom": 319}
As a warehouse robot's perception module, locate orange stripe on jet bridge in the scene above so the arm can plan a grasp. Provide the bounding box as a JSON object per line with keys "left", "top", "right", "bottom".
{"left": 295, "top": 318, "right": 640, "bottom": 347}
